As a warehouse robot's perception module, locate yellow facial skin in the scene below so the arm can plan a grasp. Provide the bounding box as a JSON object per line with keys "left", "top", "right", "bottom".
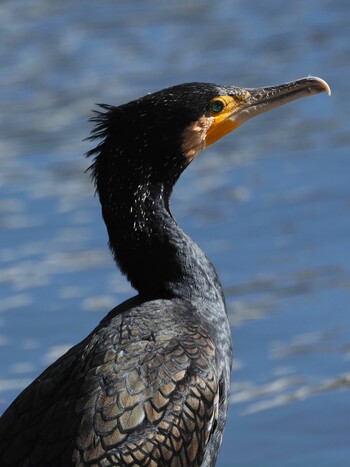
{"left": 205, "top": 93, "right": 250, "bottom": 147}
{"left": 204, "top": 76, "right": 330, "bottom": 149}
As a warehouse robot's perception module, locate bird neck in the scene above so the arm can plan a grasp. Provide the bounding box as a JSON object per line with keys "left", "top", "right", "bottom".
{"left": 99, "top": 169, "right": 223, "bottom": 303}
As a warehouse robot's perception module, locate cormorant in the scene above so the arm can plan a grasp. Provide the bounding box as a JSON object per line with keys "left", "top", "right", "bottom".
{"left": 0, "top": 76, "right": 330, "bottom": 466}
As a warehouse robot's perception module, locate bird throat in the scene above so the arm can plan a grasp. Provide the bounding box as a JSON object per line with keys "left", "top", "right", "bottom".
{"left": 205, "top": 116, "right": 240, "bottom": 147}
{"left": 181, "top": 115, "right": 240, "bottom": 161}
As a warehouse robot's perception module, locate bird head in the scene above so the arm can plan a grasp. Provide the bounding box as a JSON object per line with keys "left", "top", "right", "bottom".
{"left": 88, "top": 76, "right": 330, "bottom": 193}
{"left": 179, "top": 76, "right": 330, "bottom": 160}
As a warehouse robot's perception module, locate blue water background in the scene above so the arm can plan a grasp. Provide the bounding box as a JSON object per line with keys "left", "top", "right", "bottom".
{"left": 0, "top": 1, "right": 349, "bottom": 465}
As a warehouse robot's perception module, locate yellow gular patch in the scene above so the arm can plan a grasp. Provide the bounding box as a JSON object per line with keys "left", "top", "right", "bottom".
{"left": 205, "top": 94, "right": 248, "bottom": 147}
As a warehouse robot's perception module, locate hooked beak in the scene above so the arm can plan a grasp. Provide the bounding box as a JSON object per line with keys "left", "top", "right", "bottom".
{"left": 233, "top": 76, "right": 331, "bottom": 125}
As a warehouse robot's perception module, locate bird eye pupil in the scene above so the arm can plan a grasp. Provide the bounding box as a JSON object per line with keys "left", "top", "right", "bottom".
{"left": 210, "top": 100, "right": 224, "bottom": 113}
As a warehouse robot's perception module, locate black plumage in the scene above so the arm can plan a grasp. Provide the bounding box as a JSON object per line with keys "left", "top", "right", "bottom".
{"left": 0, "top": 77, "right": 329, "bottom": 466}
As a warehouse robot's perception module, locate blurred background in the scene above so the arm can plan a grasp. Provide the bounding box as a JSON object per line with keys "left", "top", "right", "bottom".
{"left": 0, "top": 0, "right": 349, "bottom": 465}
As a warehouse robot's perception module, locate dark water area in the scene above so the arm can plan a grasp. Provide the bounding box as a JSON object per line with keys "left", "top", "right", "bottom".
{"left": 0, "top": 1, "right": 349, "bottom": 465}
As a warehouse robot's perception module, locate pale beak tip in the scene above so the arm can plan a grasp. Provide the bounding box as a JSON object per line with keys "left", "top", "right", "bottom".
{"left": 308, "top": 75, "right": 331, "bottom": 96}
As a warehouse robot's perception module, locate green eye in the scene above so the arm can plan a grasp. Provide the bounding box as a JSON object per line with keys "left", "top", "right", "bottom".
{"left": 210, "top": 100, "right": 225, "bottom": 113}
